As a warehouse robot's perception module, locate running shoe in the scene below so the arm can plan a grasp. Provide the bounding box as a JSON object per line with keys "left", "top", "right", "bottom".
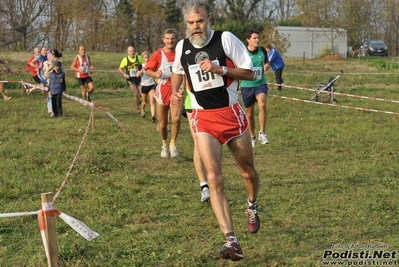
{"left": 151, "top": 116, "right": 156, "bottom": 123}
{"left": 201, "top": 187, "right": 210, "bottom": 202}
{"left": 160, "top": 146, "right": 169, "bottom": 158}
{"left": 86, "top": 92, "right": 91, "bottom": 102}
{"left": 169, "top": 144, "right": 179, "bottom": 158}
{"left": 219, "top": 236, "right": 244, "bottom": 261}
{"left": 258, "top": 132, "right": 269, "bottom": 145}
{"left": 251, "top": 136, "right": 256, "bottom": 148}
{"left": 246, "top": 199, "right": 260, "bottom": 234}
{"left": 140, "top": 110, "right": 145, "bottom": 118}
{"left": 3, "top": 96, "right": 11, "bottom": 101}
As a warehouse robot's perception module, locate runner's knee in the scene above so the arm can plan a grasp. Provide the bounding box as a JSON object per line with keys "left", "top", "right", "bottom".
{"left": 240, "top": 167, "right": 258, "bottom": 181}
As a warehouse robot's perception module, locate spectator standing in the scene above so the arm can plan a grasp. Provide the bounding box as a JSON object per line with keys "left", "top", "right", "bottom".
{"left": 70, "top": 46, "right": 95, "bottom": 101}
{"left": 48, "top": 60, "right": 66, "bottom": 117}
{"left": 44, "top": 49, "right": 63, "bottom": 117}
{"left": 118, "top": 46, "right": 144, "bottom": 114}
{"left": 170, "top": 0, "right": 260, "bottom": 261}
{"left": 140, "top": 51, "right": 156, "bottom": 122}
{"left": 0, "top": 57, "right": 11, "bottom": 101}
{"left": 43, "top": 51, "right": 54, "bottom": 116}
{"left": 44, "top": 49, "right": 63, "bottom": 80}
{"left": 28, "top": 46, "right": 48, "bottom": 100}
{"left": 145, "top": 29, "right": 183, "bottom": 158}
{"left": 265, "top": 44, "right": 285, "bottom": 91}
{"left": 241, "top": 29, "right": 270, "bottom": 147}
{"left": 26, "top": 47, "right": 40, "bottom": 89}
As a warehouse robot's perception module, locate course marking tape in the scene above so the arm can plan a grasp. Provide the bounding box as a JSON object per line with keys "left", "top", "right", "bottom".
{"left": 268, "top": 82, "right": 399, "bottom": 104}
{"left": 55, "top": 210, "right": 99, "bottom": 241}
{"left": 0, "top": 209, "right": 99, "bottom": 241}
{"left": 0, "top": 80, "right": 20, "bottom": 83}
{"left": 272, "top": 95, "right": 399, "bottom": 116}
{"left": 0, "top": 211, "right": 38, "bottom": 218}
{"left": 13, "top": 81, "right": 125, "bottom": 202}
{"left": 20, "top": 81, "right": 126, "bottom": 132}
{"left": 53, "top": 105, "right": 94, "bottom": 203}
{"left": 38, "top": 210, "right": 50, "bottom": 260}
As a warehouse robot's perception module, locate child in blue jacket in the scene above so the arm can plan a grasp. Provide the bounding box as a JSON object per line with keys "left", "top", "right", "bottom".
{"left": 48, "top": 60, "right": 66, "bottom": 117}
{"left": 265, "top": 44, "right": 285, "bottom": 91}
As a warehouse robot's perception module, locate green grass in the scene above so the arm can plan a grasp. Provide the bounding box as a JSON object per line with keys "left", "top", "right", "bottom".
{"left": 0, "top": 54, "right": 399, "bottom": 266}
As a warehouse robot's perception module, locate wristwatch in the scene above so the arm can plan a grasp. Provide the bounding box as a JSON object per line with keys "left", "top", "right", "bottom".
{"left": 221, "top": 66, "right": 228, "bottom": 76}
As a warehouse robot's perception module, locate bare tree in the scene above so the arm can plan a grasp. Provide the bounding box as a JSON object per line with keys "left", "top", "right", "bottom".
{"left": 341, "top": 0, "right": 372, "bottom": 48}
{"left": 382, "top": 0, "right": 399, "bottom": 56}
{"left": 0, "top": 0, "right": 397, "bottom": 55}
{"left": 295, "top": 0, "right": 350, "bottom": 55}
{"left": 44, "top": 0, "right": 75, "bottom": 51}
{"left": 260, "top": 26, "right": 291, "bottom": 54}
{"left": 131, "top": 0, "right": 169, "bottom": 53}
{"left": 223, "top": 0, "right": 263, "bottom": 21}
{"left": 275, "top": 0, "right": 296, "bottom": 21}
{"left": 0, "top": 0, "right": 49, "bottom": 51}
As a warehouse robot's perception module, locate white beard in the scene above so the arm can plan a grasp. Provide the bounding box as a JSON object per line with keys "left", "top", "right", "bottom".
{"left": 188, "top": 24, "right": 211, "bottom": 46}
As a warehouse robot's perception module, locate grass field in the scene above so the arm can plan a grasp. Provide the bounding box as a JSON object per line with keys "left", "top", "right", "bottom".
{"left": 0, "top": 52, "right": 399, "bottom": 266}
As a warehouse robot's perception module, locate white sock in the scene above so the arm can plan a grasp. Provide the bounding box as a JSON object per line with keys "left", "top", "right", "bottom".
{"left": 247, "top": 199, "right": 257, "bottom": 207}
{"left": 200, "top": 182, "right": 208, "bottom": 187}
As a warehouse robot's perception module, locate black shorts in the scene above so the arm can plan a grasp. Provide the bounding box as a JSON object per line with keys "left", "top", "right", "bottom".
{"left": 32, "top": 76, "right": 41, "bottom": 84}
{"left": 127, "top": 77, "right": 141, "bottom": 86}
{"left": 77, "top": 77, "right": 93, "bottom": 86}
{"left": 141, "top": 84, "right": 155, "bottom": 94}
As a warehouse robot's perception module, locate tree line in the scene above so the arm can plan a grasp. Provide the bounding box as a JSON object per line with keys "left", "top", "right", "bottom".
{"left": 0, "top": 0, "right": 397, "bottom": 56}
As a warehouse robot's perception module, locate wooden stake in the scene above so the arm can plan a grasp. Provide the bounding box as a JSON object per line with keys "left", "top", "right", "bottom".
{"left": 41, "top": 192, "right": 59, "bottom": 267}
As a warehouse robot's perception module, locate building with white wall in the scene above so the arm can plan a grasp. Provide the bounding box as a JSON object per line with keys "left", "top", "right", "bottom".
{"left": 275, "top": 26, "right": 347, "bottom": 58}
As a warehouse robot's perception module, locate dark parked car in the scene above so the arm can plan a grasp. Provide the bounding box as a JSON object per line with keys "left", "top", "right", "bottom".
{"left": 364, "top": 40, "right": 388, "bottom": 56}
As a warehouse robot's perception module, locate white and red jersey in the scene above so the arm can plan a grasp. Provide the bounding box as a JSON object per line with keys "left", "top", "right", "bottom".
{"left": 27, "top": 55, "right": 39, "bottom": 76}
{"left": 140, "top": 63, "right": 155, "bottom": 86}
{"left": 146, "top": 48, "right": 175, "bottom": 105}
{"left": 74, "top": 54, "right": 90, "bottom": 78}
